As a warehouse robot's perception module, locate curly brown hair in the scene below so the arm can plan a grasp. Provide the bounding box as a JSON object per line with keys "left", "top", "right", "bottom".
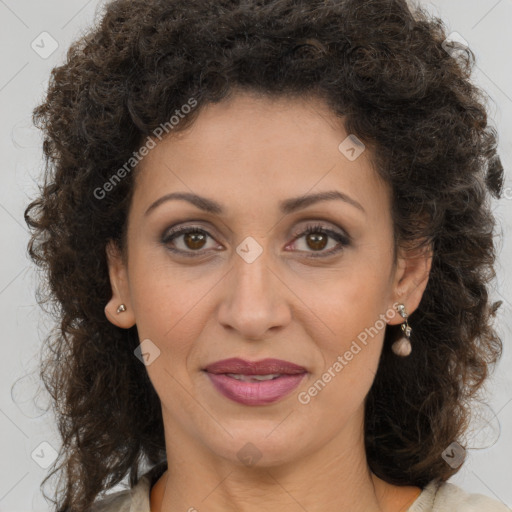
{"left": 24, "top": 0, "right": 505, "bottom": 510}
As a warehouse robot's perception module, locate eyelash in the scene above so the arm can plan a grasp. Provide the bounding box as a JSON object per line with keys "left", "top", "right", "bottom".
{"left": 161, "top": 223, "right": 350, "bottom": 259}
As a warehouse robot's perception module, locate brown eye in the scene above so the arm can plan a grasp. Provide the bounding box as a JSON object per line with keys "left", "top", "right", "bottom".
{"left": 305, "top": 231, "right": 328, "bottom": 251}
{"left": 289, "top": 223, "right": 350, "bottom": 258}
{"left": 182, "top": 231, "right": 207, "bottom": 250}
{"left": 162, "top": 226, "right": 219, "bottom": 256}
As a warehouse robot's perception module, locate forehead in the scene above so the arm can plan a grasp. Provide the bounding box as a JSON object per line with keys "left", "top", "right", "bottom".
{"left": 131, "top": 91, "right": 390, "bottom": 221}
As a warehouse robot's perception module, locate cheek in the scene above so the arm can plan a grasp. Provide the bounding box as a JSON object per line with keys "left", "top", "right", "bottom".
{"left": 300, "top": 285, "right": 387, "bottom": 421}
{"left": 300, "top": 255, "right": 391, "bottom": 341}
{"left": 127, "top": 255, "right": 208, "bottom": 352}
{"left": 295, "top": 251, "right": 391, "bottom": 399}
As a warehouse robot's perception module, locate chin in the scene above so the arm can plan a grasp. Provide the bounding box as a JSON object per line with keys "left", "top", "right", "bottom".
{"left": 202, "top": 424, "right": 310, "bottom": 468}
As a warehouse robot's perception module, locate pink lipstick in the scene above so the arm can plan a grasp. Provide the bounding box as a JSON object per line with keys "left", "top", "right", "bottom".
{"left": 203, "top": 358, "right": 307, "bottom": 405}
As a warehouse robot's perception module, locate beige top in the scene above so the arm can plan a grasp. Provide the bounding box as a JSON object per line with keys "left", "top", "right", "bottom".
{"left": 90, "top": 461, "right": 511, "bottom": 512}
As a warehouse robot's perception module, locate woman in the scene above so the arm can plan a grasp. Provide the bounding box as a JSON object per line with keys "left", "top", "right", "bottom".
{"left": 25, "top": 0, "right": 509, "bottom": 511}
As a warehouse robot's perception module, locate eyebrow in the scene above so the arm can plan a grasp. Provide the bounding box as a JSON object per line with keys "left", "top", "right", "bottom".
{"left": 144, "top": 190, "right": 365, "bottom": 217}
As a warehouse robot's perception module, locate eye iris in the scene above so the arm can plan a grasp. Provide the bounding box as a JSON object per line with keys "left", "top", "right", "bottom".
{"left": 306, "top": 232, "right": 328, "bottom": 251}
{"left": 184, "top": 231, "right": 207, "bottom": 250}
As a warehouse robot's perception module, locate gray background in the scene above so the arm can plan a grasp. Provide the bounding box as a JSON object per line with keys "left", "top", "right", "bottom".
{"left": 1, "top": 0, "right": 511, "bottom": 510}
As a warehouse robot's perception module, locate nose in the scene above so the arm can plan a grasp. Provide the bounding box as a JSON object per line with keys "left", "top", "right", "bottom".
{"left": 216, "top": 244, "right": 292, "bottom": 340}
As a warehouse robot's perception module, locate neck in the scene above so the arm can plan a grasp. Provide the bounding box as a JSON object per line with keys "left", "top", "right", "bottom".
{"left": 151, "top": 410, "right": 421, "bottom": 512}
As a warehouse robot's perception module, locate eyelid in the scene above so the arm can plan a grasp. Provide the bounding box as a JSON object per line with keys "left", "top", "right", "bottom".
{"left": 161, "top": 224, "right": 222, "bottom": 257}
{"left": 161, "top": 220, "right": 350, "bottom": 258}
{"left": 290, "top": 220, "right": 351, "bottom": 243}
{"left": 286, "top": 222, "right": 350, "bottom": 258}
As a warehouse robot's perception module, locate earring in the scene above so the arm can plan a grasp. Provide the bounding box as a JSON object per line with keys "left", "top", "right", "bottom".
{"left": 391, "top": 303, "right": 412, "bottom": 356}
{"left": 116, "top": 304, "right": 127, "bottom": 314}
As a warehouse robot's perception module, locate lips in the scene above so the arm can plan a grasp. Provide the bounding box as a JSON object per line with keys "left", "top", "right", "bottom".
{"left": 203, "top": 357, "right": 307, "bottom": 375}
{"left": 203, "top": 358, "right": 307, "bottom": 405}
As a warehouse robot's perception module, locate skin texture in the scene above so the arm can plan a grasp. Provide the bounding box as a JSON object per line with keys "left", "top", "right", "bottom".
{"left": 24, "top": 2, "right": 504, "bottom": 507}
{"left": 105, "top": 91, "right": 431, "bottom": 512}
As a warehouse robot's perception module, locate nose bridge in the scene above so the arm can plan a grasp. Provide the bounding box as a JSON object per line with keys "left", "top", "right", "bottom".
{"left": 217, "top": 239, "right": 290, "bottom": 339}
{"left": 233, "top": 245, "right": 272, "bottom": 300}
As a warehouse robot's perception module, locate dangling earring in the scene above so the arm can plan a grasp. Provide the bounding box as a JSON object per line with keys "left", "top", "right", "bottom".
{"left": 116, "top": 304, "right": 127, "bottom": 314}
{"left": 391, "top": 303, "right": 412, "bottom": 356}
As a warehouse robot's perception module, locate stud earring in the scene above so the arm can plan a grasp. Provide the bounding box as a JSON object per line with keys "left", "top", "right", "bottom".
{"left": 391, "top": 303, "right": 412, "bottom": 356}
{"left": 116, "top": 304, "right": 127, "bottom": 314}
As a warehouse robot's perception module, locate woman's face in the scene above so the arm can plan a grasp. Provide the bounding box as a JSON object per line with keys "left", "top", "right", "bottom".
{"left": 106, "top": 90, "right": 430, "bottom": 467}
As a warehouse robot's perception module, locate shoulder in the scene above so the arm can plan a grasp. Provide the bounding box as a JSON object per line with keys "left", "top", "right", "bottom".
{"left": 88, "top": 464, "right": 162, "bottom": 512}
{"left": 88, "top": 460, "right": 167, "bottom": 512}
{"left": 409, "top": 480, "right": 511, "bottom": 512}
{"left": 88, "top": 488, "right": 134, "bottom": 512}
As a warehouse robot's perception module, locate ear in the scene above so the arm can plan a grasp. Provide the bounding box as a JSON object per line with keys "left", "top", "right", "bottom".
{"left": 104, "top": 239, "right": 136, "bottom": 329}
{"left": 387, "top": 240, "right": 433, "bottom": 326}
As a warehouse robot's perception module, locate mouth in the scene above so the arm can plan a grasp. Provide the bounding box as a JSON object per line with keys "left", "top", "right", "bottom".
{"left": 221, "top": 373, "right": 284, "bottom": 382}
{"left": 202, "top": 358, "right": 308, "bottom": 405}
{"left": 203, "top": 357, "right": 307, "bottom": 375}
